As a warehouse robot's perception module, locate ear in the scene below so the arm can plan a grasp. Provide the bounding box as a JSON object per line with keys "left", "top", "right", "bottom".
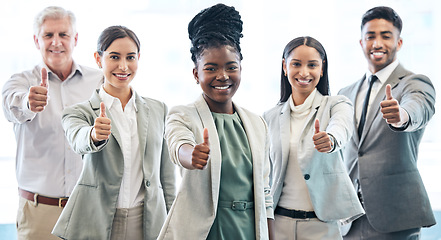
{"left": 94, "top": 52, "right": 102, "bottom": 68}
{"left": 396, "top": 37, "right": 403, "bottom": 52}
{"left": 34, "top": 35, "right": 40, "bottom": 50}
{"left": 282, "top": 58, "right": 287, "bottom": 76}
{"left": 192, "top": 67, "right": 199, "bottom": 83}
{"left": 74, "top": 33, "right": 78, "bottom": 47}
{"left": 137, "top": 52, "right": 141, "bottom": 60}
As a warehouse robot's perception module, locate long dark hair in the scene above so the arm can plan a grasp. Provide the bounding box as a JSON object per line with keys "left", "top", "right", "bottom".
{"left": 279, "top": 36, "right": 330, "bottom": 103}
{"left": 188, "top": 3, "right": 243, "bottom": 65}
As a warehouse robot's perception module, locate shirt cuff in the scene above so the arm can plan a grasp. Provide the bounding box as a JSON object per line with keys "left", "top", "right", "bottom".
{"left": 390, "top": 107, "right": 409, "bottom": 128}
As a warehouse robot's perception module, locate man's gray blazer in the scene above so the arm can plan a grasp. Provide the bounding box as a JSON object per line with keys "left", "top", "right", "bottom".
{"left": 338, "top": 63, "right": 436, "bottom": 233}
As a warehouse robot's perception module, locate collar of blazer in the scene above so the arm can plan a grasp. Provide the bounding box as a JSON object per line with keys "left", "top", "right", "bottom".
{"left": 193, "top": 94, "right": 265, "bottom": 209}
{"left": 278, "top": 92, "right": 324, "bottom": 165}
{"left": 358, "top": 63, "right": 411, "bottom": 145}
{"left": 89, "top": 89, "right": 151, "bottom": 151}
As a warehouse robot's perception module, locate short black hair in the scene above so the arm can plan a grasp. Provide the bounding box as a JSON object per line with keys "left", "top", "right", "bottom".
{"left": 188, "top": 3, "right": 243, "bottom": 64}
{"left": 279, "top": 36, "right": 330, "bottom": 103}
{"left": 361, "top": 6, "right": 402, "bottom": 33}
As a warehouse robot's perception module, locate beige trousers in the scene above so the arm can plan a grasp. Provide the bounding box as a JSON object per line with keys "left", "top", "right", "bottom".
{"left": 274, "top": 213, "right": 342, "bottom": 240}
{"left": 16, "top": 196, "right": 63, "bottom": 240}
{"left": 110, "top": 204, "right": 144, "bottom": 240}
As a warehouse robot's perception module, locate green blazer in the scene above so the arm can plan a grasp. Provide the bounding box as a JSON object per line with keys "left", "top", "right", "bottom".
{"left": 52, "top": 90, "right": 176, "bottom": 240}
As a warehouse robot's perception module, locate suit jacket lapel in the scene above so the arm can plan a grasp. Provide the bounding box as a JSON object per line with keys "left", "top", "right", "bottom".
{"left": 279, "top": 101, "right": 291, "bottom": 171}
{"left": 135, "top": 94, "right": 149, "bottom": 161}
{"left": 360, "top": 64, "right": 408, "bottom": 145}
{"left": 350, "top": 76, "right": 365, "bottom": 145}
{"left": 91, "top": 89, "right": 123, "bottom": 148}
{"left": 194, "top": 95, "right": 221, "bottom": 208}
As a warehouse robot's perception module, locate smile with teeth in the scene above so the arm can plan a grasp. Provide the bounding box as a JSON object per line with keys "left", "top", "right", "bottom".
{"left": 372, "top": 52, "right": 385, "bottom": 56}
{"left": 114, "top": 73, "right": 130, "bottom": 78}
{"left": 213, "top": 85, "right": 230, "bottom": 90}
{"left": 50, "top": 50, "right": 63, "bottom": 53}
{"left": 297, "top": 79, "right": 312, "bottom": 84}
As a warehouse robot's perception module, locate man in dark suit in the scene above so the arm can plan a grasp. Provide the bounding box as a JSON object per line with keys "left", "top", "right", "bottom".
{"left": 339, "top": 6, "right": 436, "bottom": 239}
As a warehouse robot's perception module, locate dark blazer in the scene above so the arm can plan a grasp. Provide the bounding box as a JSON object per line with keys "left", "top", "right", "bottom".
{"left": 53, "top": 90, "right": 176, "bottom": 240}
{"left": 338, "top": 64, "right": 436, "bottom": 233}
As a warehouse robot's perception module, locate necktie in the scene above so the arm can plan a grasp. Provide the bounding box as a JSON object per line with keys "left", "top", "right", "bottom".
{"left": 358, "top": 75, "right": 378, "bottom": 137}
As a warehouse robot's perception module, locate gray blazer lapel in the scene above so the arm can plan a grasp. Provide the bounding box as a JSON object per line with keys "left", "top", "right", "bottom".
{"left": 194, "top": 95, "right": 221, "bottom": 207}
{"left": 136, "top": 94, "right": 149, "bottom": 159}
{"left": 299, "top": 93, "right": 322, "bottom": 141}
{"left": 91, "top": 90, "right": 123, "bottom": 147}
{"left": 360, "top": 64, "right": 408, "bottom": 144}
{"left": 279, "top": 102, "right": 291, "bottom": 172}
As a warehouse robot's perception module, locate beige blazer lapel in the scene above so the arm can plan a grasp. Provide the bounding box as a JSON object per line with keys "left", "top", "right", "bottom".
{"left": 279, "top": 101, "right": 291, "bottom": 171}
{"left": 194, "top": 96, "right": 222, "bottom": 209}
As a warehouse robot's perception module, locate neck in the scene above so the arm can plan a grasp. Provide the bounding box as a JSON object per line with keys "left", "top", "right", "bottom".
{"left": 47, "top": 61, "right": 73, "bottom": 81}
{"left": 103, "top": 86, "right": 132, "bottom": 110}
{"left": 204, "top": 96, "right": 234, "bottom": 114}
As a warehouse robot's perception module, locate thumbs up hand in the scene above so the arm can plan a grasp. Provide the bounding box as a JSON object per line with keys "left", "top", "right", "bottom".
{"left": 192, "top": 128, "right": 210, "bottom": 170}
{"left": 91, "top": 102, "right": 111, "bottom": 142}
{"left": 312, "top": 119, "right": 333, "bottom": 153}
{"left": 28, "top": 68, "right": 49, "bottom": 112}
{"left": 380, "top": 84, "right": 401, "bottom": 124}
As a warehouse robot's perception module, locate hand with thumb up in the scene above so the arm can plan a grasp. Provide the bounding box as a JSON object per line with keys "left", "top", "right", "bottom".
{"left": 91, "top": 102, "right": 111, "bottom": 143}
{"left": 191, "top": 128, "right": 210, "bottom": 170}
{"left": 312, "top": 119, "right": 333, "bottom": 153}
{"left": 380, "top": 84, "right": 401, "bottom": 124}
{"left": 28, "top": 67, "right": 49, "bottom": 112}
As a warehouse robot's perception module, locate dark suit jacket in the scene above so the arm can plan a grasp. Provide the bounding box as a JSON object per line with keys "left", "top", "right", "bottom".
{"left": 338, "top": 63, "right": 436, "bottom": 233}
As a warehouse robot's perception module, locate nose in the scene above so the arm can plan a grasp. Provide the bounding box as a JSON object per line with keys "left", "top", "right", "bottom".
{"left": 372, "top": 37, "right": 384, "bottom": 49}
{"left": 216, "top": 71, "right": 229, "bottom": 81}
{"left": 119, "top": 59, "right": 128, "bottom": 71}
{"left": 51, "top": 35, "right": 62, "bottom": 46}
{"left": 299, "top": 66, "right": 308, "bottom": 78}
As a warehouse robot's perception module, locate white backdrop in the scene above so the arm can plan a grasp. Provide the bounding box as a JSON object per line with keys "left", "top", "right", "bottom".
{"left": 1, "top": 0, "right": 440, "bottom": 224}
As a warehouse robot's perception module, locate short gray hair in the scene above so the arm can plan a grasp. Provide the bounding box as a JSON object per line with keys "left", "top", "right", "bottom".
{"left": 33, "top": 6, "right": 76, "bottom": 36}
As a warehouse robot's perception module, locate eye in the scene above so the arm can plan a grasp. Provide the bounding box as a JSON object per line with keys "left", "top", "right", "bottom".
{"left": 59, "top": 33, "right": 68, "bottom": 37}
{"left": 292, "top": 62, "right": 301, "bottom": 67}
{"left": 127, "top": 56, "right": 136, "bottom": 60}
{"left": 308, "top": 63, "right": 318, "bottom": 68}
{"left": 203, "top": 67, "right": 215, "bottom": 71}
{"left": 43, "top": 33, "right": 53, "bottom": 38}
{"left": 110, "top": 55, "right": 119, "bottom": 60}
{"left": 227, "top": 65, "right": 238, "bottom": 71}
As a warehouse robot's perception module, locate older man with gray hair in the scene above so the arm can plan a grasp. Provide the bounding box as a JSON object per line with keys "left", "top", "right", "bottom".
{"left": 2, "top": 6, "right": 102, "bottom": 239}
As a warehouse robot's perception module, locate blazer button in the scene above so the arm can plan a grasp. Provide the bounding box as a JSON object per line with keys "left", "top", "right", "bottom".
{"left": 146, "top": 181, "right": 151, "bottom": 187}
{"left": 304, "top": 174, "right": 310, "bottom": 180}
{"left": 359, "top": 152, "right": 364, "bottom": 157}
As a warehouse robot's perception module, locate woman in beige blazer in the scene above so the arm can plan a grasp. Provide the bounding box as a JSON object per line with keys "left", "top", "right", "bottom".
{"left": 263, "top": 36, "right": 364, "bottom": 239}
{"left": 158, "top": 4, "right": 273, "bottom": 240}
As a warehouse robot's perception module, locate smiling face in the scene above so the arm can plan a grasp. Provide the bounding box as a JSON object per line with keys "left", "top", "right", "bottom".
{"left": 360, "top": 18, "right": 402, "bottom": 73}
{"left": 283, "top": 45, "right": 323, "bottom": 105}
{"left": 94, "top": 37, "right": 139, "bottom": 97}
{"left": 193, "top": 45, "right": 241, "bottom": 114}
{"left": 34, "top": 17, "right": 77, "bottom": 74}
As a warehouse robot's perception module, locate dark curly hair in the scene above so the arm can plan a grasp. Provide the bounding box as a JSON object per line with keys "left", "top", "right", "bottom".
{"left": 188, "top": 3, "right": 243, "bottom": 64}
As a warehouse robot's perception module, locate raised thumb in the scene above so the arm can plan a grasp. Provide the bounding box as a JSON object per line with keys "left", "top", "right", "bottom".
{"left": 100, "top": 102, "right": 106, "bottom": 117}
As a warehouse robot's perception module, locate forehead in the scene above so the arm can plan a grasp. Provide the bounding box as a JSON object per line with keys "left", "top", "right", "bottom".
{"left": 362, "top": 18, "right": 398, "bottom": 34}
{"left": 40, "top": 17, "right": 73, "bottom": 33}
{"left": 199, "top": 46, "right": 240, "bottom": 63}
{"left": 105, "top": 37, "right": 138, "bottom": 53}
{"left": 288, "top": 45, "right": 321, "bottom": 60}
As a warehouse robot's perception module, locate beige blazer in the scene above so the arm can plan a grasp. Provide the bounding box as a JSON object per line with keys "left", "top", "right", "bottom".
{"left": 158, "top": 95, "right": 273, "bottom": 240}
{"left": 263, "top": 92, "right": 364, "bottom": 222}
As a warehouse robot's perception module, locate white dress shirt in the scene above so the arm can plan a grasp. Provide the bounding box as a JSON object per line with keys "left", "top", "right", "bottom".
{"left": 99, "top": 87, "right": 145, "bottom": 208}
{"left": 2, "top": 62, "right": 103, "bottom": 197}
{"left": 356, "top": 60, "right": 408, "bottom": 129}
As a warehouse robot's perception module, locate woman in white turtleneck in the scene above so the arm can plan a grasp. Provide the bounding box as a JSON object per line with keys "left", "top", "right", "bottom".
{"left": 263, "top": 36, "right": 364, "bottom": 240}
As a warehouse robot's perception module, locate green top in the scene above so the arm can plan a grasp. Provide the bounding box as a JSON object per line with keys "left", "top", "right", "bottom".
{"left": 207, "top": 112, "right": 256, "bottom": 240}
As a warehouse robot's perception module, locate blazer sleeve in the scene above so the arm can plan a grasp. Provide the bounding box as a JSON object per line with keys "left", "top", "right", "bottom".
{"left": 326, "top": 96, "right": 354, "bottom": 151}
{"left": 392, "top": 74, "right": 436, "bottom": 132}
{"left": 159, "top": 103, "right": 177, "bottom": 211}
{"left": 165, "top": 106, "right": 198, "bottom": 167}
{"left": 62, "top": 103, "right": 107, "bottom": 155}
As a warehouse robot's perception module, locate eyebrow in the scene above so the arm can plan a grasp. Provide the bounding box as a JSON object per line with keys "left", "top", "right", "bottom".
{"left": 365, "top": 31, "right": 393, "bottom": 35}
{"left": 108, "top": 52, "right": 137, "bottom": 55}
{"left": 291, "top": 59, "right": 320, "bottom": 63}
{"left": 203, "top": 61, "right": 238, "bottom": 66}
